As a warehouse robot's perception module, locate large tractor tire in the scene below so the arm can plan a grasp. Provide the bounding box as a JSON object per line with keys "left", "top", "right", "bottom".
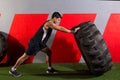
{"left": 73, "top": 21, "right": 112, "bottom": 75}
{"left": 0, "top": 32, "right": 7, "bottom": 62}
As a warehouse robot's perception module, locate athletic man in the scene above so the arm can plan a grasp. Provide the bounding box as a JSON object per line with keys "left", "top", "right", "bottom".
{"left": 9, "top": 12, "right": 80, "bottom": 77}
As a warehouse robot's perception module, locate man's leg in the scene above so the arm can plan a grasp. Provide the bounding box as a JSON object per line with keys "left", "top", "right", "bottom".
{"left": 41, "top": 47, "right": 58, "bottom": 73}
{"left": 12, "top": 53, "right": 30, "bottom": 69}
{"left": 9, "top": 53, "right": 30, "bottom": 77}
{"left": 41, "top": 47, "right": 52, "bottom": 67}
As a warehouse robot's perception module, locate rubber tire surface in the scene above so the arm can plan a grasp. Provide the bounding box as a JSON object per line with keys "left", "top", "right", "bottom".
{"left": 73, "top": 21, "right": 112, "bottom": 75}
{"left": 0, "top": 32, "right": 7, "bottom": 62}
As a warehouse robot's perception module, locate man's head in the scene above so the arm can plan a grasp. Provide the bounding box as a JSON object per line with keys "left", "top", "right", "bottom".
{"left": 52, "top": 12, "right": 62, "bottom": 19}
{"left": 51, "top": 12, "right": 62, "bottom": 23}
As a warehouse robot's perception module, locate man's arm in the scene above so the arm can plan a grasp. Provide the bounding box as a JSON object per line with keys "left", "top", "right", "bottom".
{"left": 46, "top": 21, "right": 71, "bottom": 33}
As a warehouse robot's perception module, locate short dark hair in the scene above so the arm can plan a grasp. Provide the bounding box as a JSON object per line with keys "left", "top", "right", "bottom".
{"left": 51, "top": 12, "right": 62, "bottom": 19}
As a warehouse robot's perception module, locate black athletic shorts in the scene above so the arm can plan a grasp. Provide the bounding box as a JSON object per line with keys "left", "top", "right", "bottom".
{"left": 25, "top": 39, "right": 47, "bottom": 56}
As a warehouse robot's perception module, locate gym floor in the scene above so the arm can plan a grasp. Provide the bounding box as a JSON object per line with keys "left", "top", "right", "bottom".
{"left": 0, "top": 63, "right": 120, "bottom": 80}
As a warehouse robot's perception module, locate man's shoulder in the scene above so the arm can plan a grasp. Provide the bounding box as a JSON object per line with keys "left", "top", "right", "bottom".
{"left": 45, "top": 20, "right": 54, "bottom": 26}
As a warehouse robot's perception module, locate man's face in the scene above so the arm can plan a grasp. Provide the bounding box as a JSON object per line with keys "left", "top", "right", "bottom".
{"left": 55, "top": 18, "right": 61, "bottom": 24}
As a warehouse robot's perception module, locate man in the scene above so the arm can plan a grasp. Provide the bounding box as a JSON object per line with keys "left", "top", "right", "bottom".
{"left": 9, "top": 12, "right": 80, "bottom": 77}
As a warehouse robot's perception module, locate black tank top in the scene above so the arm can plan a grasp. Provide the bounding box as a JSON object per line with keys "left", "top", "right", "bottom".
{"left": 31, "top": 20, "right": 52, "bottom": 44}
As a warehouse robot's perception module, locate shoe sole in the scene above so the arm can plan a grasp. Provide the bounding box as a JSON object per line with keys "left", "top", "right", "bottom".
{"left": 9, "top": 71, "right": 21, "bottom": 77}
{"left": 46, "top": 71, "right": 58, "bottom": 74}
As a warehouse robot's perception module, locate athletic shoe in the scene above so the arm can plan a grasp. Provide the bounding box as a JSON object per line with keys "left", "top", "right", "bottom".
{"left": 46, "top": 68, "right": 58, "bottom": 74}
{"left": 9, "top": 70, "right": 21, "bottom": 77}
